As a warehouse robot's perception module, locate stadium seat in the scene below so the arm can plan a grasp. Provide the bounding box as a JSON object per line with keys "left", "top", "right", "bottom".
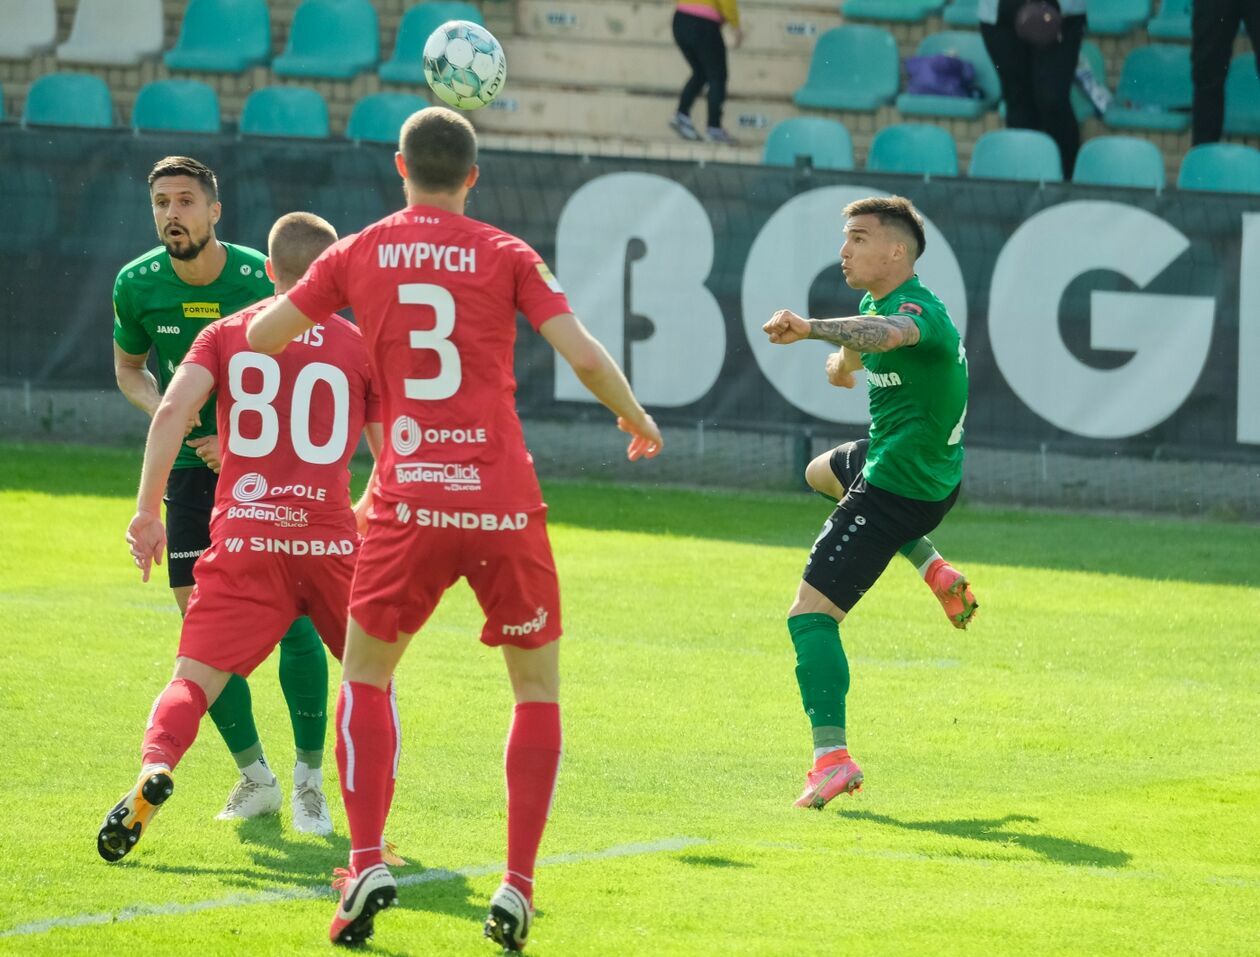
{"left": 0, "top": 0, "right": 57, "bottom": 59}
{"left": 56, "top": 0, "right": 164, "bottom": 66}
{"left": 1072, "top": 135, "right": 1165, "bottom": 188}
{"left": 1072, "top": 41, "right": 1110, "bottom": 121}
{"left": 273, "top": 0, "right": 379, "bottom": 80}
{"left": 22, "top": 73, "right": 113, "bottom": 128}
{"left": 239, "top": 86, "right": 330, "bottom": 138}
{"left": 793, "top": 25, "right": 900, "bottom": 111}
{"left": 132, "top": 80, "right": 222, "bottom": 134}
{"left": 895, "top": 32, "right": 1001, "bottom": 119}
{"left": 1146, "top": 0, "right": 1191, "bottom": 38}
{"left": 164, "top": 0, "right": 272, "bottom": 73}
{"left": 380, "top": 2, "right": 485, "bottom": 85}
{"left": 968, "top": 128, "right": 1062, "bottom": 181}
{"left": 942, "top": 0, "right": 981, "bottom": 26}
{"left": 1085, "top": 0, "right": 1152, "bottom": 34}
{"left": 1224, "top": 52, "right": 1260, "bottom": 135}
{"left": 1177, "top": 143, "right": 1260, "bottom": 194}
{"left": 348, "top": 92, "right": 430, "bottom": 142}
{"left": 866, "top": 122, "right": 959, "bottom": 176}
{"left": 841, "top": 0, "right": 946, "bottom": 22}
{"left": 1103, "top": 44, "right": 1192, "bottom": 131}
{"left": 763, "top": 117, "right": 854, "bottom": 169}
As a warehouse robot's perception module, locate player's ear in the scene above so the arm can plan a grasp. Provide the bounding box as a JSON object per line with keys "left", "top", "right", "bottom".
{"left": 264, "top": 258, "right": 276, "bottom": 283}
{"left": 394, "top": 152, "right": 408, "bottom": 180}
{"left": 465, "top": 164, "right": 480, "bottom": 189}
{"left": 209, "top": 201, "right": 221, "bottom": 226}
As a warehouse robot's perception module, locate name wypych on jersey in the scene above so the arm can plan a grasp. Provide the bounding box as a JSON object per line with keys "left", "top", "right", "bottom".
{"left": 377, "top": 242, "right": 476, "bottom": 272}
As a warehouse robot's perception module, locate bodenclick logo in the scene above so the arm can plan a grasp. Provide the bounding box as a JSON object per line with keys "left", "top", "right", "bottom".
{"left": 394, "top": 462, "right": 481, "bottom": 490}
{"left": 225, "top": 503, "right": 310, "bottom": 527}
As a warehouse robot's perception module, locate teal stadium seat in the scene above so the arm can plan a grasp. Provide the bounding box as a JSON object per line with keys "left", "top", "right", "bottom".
{"left": 380, "top": 2, "right": 485, "bottom": 85}
{"left": 273, "top": 0, "right": 379, "bottom": 80}
{"left": 348, "top": 93, "right": 430, "bottom": 142}
{"left": 842, "top": 0, "right": 946, "bottom": 22}
{"left": 1224, "top": 53, "right": 1260, "bottom": 135}
{"left": 866, "top": 122, "right": 959, "bottom": 176}
{"left": 0, "top": 0, "right": 56, "bottom": 59}
{"left": 164, "top": 0, "right": 271, "bottom": 73}
{"left": 969, "top": 128, "right": 1063, "bottom": 181}
{"left": 793, "top": 26, "right": 900, "bottom": 111}
{"left": 942, "top": 0, "right": 981, "bottom": 26}
{"left": 1072, "top": 135, "right": 1165, "bottom": 188}
{"left": 1072, "top": 41, "right": 1110, "bottom": 121}
{"left": 763, "top": 117, "right": 855, "bottom": 169}
{"left": 1085, "top": 0, "right": 1152, "bottom": 34}
{"left": 1104, "top": 44, "right": 1192, "bottom": 131}
{"left": 132, "top": 80, "right": 221, "bottom": 134}
{"left": 22, "top": 73, "right": 113, "bottom": 128}
{"left": 239, "top": 86, "right": 330, "bottom": 138}
{"left": 56, "top": 0, "right": 164, "bottom": 66}
{"left": 1146, "top": 0, "right": 1191, "bottom": 39}
{"left": 1177, "top": 143, "right": 1260, "bottom": 193}
{"left": 896, "top": 32, "right": 1001, "bottom": 119}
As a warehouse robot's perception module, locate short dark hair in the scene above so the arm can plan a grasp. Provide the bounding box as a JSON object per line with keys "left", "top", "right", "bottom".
{"left": 843, "top": 195, "right": 927, "bottom": 259}
{"left": 267, "top": 212, "right": 338, "bottom": 284}
{"left": 398, "top": 107, "right": 477, "bottom": 193}
{"left": 148, "top": 156, "right": 219, "bottom": 201}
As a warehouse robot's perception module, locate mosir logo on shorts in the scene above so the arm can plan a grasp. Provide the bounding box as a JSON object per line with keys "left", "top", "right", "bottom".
{"left": 394, "top": 462, "right": 481, "bottom": 492}
{"left": 233, "top": 472, "right": 269, "bottom": 502}
{"left": 414, "top": 509, "right": 529, "bottom": 531}
{"left": 225, "top": 503, "right": 310, "bottom": 528}
{"left": 503, "top": 607, "right": 549, "bottom": 637}
{"left": 247, "top": 537, "right": 355, "bottom": 555}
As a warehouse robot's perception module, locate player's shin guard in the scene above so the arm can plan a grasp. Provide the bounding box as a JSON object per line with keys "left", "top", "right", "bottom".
{"left": 142, "top": 678, "right": 209, "bottom": 770}
{"left": 278, "top": 616, "right": 329, "bottom": 767}
{"left": 336, "top": 681, "right": 393, "bottom": 874}
{"left": 504, "top": 702, "right": 562, "bottom": 903}
{"left": 788, "top": 614, "right": 850, "bottom": 751}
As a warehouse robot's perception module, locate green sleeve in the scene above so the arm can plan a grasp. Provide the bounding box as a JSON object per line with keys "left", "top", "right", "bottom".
{"left": 899, "top": 300, "right": 945, "bottom": 351}
{"left": 111, "top": 274, "right": 150, "bottom": 355}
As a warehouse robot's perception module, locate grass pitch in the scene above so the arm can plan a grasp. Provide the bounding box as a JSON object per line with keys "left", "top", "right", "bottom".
{"left": 0, "top": 442, "right": 1257, "bottom": 956}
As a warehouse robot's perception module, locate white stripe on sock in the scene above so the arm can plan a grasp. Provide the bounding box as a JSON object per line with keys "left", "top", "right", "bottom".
{"left": 340, "top": 682, "right": 355, "bottom": 793}
{"left": 388, "top": 681, "right": 401, "bottom": 781}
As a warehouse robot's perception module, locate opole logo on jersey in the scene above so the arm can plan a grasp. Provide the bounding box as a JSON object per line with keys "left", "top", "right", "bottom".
{"left": 233, "top": 472, "right": 269, "bottom": 502}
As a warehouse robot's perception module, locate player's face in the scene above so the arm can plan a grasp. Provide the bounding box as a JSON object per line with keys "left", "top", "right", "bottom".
{"left": 151, "top": 176, "right": 220, "bottom": 261}
{"left": 839, "top": 216, "right": 899, "bottom": 291}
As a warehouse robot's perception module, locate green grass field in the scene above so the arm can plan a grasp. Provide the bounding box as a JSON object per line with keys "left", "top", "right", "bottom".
{"left": 0, "top": 442, "right": 1257, "bottom": 956}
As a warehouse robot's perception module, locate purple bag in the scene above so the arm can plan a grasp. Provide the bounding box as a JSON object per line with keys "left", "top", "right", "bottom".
{"left": 904, "top": 54, "right": 979, "bottom": 98}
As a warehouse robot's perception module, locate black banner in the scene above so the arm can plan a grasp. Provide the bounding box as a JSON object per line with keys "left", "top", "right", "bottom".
{"left": 2, "top": 128, "right": 1257, "bottom": 463}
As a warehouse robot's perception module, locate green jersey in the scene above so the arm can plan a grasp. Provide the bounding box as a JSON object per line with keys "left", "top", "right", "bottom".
{"left": 857, "top": 274, "right": 968, "bottom": 502}
{"left": 112, "top": 243, "right": 273, "bottom": 469}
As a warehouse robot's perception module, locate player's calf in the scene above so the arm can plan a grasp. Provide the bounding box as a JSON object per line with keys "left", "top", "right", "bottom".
{"left": 97, "top": 769, "right": 174, "bottom": 862}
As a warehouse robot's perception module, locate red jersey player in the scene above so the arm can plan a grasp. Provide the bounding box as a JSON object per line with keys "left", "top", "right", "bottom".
{"left": 99, "top": 213, "right": 383, "bottom": 863}
{"left": 248, "top": 108, "right": 663, "bottom": 951}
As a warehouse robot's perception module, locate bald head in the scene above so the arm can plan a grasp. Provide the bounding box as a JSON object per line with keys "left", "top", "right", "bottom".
{"left": 267, "top": 212, "right": 338, "bottom": 286}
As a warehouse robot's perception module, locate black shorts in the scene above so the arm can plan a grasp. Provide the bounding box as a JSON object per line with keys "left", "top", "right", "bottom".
{"left": 803, "top": 439, "right": 959, "bottom": 613}
{"left": 163, "top": 466, "right": 218, "bottom": 589}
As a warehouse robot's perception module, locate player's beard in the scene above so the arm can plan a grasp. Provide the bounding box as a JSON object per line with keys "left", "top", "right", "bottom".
{"left": 163, "top": 227, "right": 211, "bottom": 261}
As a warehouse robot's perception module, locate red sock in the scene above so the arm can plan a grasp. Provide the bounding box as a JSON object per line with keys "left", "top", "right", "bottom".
{"left": 336, "top": 681, "right": 394, "bottom": 873}
{"left": 504, "top": 702, "right": 562, "bottom": 903}
{"left": 141, "top": 678, "right": 208, "bottom": 770}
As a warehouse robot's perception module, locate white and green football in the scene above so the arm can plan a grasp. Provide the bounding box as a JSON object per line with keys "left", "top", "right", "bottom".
{"left": 423, "top": 21, "right": 507, "bottom": 111}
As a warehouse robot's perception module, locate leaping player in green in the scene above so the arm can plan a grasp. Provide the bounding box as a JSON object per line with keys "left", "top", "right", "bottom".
{"left": 111, "top": 156, "right": 337, "bottom": 834}
{"left": 763, "top": 195, "right": 976, "bottom": 811}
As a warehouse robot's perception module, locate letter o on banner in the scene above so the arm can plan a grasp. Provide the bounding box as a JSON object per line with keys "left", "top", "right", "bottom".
{"left": 742, "top": 186, "right": 967, "bottom": 425}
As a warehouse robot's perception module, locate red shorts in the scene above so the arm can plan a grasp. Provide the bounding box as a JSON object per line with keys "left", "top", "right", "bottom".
{"left": 350, "top": 502, "right": 562, "bottom": 649}
{"left": 180, "top": 531, "right": 356, "bottom": 675}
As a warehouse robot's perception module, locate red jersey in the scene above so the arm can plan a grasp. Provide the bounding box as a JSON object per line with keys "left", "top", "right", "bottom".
{"left": 286, "top": 204, "right": 572, "bottom": 510}
{"left": 183, "top": 298, "right": 380, "bottom": 541}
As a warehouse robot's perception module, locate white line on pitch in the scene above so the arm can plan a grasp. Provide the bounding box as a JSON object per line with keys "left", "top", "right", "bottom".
{"left": 0, "top": 837, "right": 707, "bottom": 940}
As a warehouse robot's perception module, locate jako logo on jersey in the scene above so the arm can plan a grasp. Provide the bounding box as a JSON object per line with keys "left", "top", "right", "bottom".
{"left": 225, "top": 503, "right": 310, "bottom": 528}
{"left": 392, "top": 415, "right": 422, "bottom": 456}
{"left": 233, "top": 472, "right": 269, "bottom": 502}
{"left": 155, "top": 325, "right": 181, "bottom": 335}
{"left": 414, "top": 510, "right": 529, "bottom": 531}
{"left": 503, "top": 607, "right": 549, "bottom": 637}
{"left": 182, "top": 302, "right": 221, "bottom": 320}
{"left": 377, "top": 242, "right": 476, "bottom": 272}
{"left": 868, "top": 371, "right": 903, "bottom": 388}
{"left": 246, "top": 537, "right": 355, "bottom": 555}
{"left": 395, "top": 462, "right": 481, "bottom": 490}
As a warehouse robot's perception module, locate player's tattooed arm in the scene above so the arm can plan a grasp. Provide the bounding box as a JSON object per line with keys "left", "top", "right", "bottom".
{"left": 807, "top": 315, "right": 920, "bottom": 352}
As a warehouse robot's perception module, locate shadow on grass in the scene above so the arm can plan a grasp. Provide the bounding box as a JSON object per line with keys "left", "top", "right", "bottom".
{"left": 675, "top": 854, "right": 753, "bottom": 869}
{"left": 840, "top": 809, "right": 1131, "bottom": 868}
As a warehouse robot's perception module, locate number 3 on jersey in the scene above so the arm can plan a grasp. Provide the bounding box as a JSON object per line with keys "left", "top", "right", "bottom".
{"left": 227, "top": 351, "right": 349, "bottom": 464}
{"left": 399, "top": 283, "right": 461, "bottom": 400}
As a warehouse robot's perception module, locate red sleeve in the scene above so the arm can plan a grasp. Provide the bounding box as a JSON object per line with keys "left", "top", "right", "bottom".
{"left": 512, "top": 240, "right": 572, "bottom": 331}
{"left": 287, "top": 235, "right": 353, "bottom": 321}
{"left": 364, "top": 370, "right": 382, "bottom": 423}
{"left": 182, "top": 321, "right": 221, "bottom": 381}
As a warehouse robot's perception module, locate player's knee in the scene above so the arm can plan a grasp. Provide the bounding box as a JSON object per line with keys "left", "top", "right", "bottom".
{"left": 805, "top": 453, "right": 843, "bottom": 499}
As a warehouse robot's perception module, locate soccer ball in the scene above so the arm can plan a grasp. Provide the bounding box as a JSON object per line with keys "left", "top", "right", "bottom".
{"left": 423, "top": 21, "right": 507, "bottom": 111}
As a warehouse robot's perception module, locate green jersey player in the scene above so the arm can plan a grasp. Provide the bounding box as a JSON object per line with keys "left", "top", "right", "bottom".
{"left": 111, "top": 156, "right": 335, "bottom": 834}
{"left": 762, "top": 195, "right": 976, "bottom": 811}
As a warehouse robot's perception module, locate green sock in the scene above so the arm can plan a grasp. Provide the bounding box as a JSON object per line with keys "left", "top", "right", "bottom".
{"left": 788, "top": 613, "right": 849, "bottom": 752}
{"left": 898, "top": 536, "right": 941, "bottom": 577}
{"left": 278, "top": 617, "right": 328, "bottom": 770}
{"left": 207, "top": 673, "right": 264, "bottom": 770}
